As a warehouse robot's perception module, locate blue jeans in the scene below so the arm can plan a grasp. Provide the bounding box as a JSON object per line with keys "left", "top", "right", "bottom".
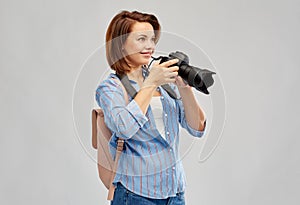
{"left": 111, "top": 183, "right": 185, "bottom": 205}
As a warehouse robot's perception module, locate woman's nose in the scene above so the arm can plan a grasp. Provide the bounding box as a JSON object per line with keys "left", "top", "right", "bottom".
{"left": 145, "top": 39, "right": 155, "bottom": 49}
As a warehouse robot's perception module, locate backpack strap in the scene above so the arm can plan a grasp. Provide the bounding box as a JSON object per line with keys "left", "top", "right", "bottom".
{"left": 113, "top": 77, "right": 129, "bottom": 104}
{"left": 117, "top": 74, "right": 138, "bottom": 98}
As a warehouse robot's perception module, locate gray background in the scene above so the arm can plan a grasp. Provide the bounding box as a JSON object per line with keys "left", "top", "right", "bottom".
{"left": 1, "top": 0, "right": 299, "bottom": 204}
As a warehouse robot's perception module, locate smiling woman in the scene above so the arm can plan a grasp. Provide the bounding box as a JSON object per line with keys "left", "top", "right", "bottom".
{"left": 105, "top": 10, "right": 161, "bottom": 75}
{"left": 95, "top": 10, "right": 207, "bottom": 205}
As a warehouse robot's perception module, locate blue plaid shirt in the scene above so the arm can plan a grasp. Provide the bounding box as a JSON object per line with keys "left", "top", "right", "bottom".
{"left": 95, "top": 72, "right": 205, "bottom": 199}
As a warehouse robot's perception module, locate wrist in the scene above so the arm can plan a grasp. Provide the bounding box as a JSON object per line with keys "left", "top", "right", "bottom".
{"left": 177, "top": 84, "right": 191, "bottom": 90}
{"left": 142, "top": 78, "right": 159, "bottom": 89}
{"left": 141, "top": 81, "right": 157, "bottom": 92}
{"left": 177, "top": 85, "right": 192, "bottom": 96}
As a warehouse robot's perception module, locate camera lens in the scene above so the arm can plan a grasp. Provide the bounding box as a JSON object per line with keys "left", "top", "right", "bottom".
{"left": 157, "top": 51, "right": 215, "bottom": 94}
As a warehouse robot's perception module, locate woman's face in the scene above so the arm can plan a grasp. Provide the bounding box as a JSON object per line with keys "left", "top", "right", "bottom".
{"left": 123, "top": 22, "right": 156, "bottom": 69}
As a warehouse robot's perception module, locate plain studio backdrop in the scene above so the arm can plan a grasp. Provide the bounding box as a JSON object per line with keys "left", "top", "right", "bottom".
{"left": 0, "top": 0, "right": 299, "bottom": 204}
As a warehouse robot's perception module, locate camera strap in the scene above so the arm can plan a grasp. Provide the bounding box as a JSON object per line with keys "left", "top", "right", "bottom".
{"left": 116, "top": 73, "right": 178, "bottom": 100}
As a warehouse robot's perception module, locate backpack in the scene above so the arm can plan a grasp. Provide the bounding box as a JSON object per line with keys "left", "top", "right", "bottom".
{"left": 91, "top": 78, "right": 128, "bottom": 201}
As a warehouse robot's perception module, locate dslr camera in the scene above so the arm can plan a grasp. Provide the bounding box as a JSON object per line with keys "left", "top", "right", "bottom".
{"left": 158, "top": 51, "right": 216, "bottom": 95}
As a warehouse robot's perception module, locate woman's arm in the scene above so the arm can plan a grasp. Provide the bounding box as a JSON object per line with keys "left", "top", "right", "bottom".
{"left": 176, "top": 76, "right": 206, "bottom": 131}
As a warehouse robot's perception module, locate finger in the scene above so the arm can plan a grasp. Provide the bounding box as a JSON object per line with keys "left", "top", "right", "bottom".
{"left": 166, "top": 71, "right": 178, "bottom": 79}
{"left": 160, "top": 58, "right": 179, "bottom": 67}
{"left": 168, "top": 65, "right": 179, "bottom": 72}
{"left": 165, "top": 77, "right": 177, "bottom": 84}
{"left": 175, "top": 76, "right": 185, "bottom": 86}
{"left": 175, "top": 75, "right": 183, "bottom": 81}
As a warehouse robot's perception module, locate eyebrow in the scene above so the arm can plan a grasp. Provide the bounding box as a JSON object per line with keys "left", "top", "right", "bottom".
{"left": 137, "top": 34, "right": 155, "bottom": 38}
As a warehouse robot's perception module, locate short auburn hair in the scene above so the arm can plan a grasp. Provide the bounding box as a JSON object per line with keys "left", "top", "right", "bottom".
{"left": 105, "top": 10, "right": 161, "bottom": 75}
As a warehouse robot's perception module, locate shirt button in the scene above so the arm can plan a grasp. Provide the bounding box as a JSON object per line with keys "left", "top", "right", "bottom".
{"left": 172, "top": 166, "right": 176, "bottom": 170}
{"left": 161, "top": 96, "right": 164, "bottom": 100}
{"left": 169, "top": 148, "right": 172, "bottom": 152}
{"left": 164, "top": 113, "right": 168, "bottom": 117}
{"left": 166, "top": 131, "right": 170, "bottom": 135}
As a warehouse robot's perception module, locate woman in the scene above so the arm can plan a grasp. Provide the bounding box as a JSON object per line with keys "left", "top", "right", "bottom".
{"left": 96, "top": 10, "right": 206, "bottom": 205}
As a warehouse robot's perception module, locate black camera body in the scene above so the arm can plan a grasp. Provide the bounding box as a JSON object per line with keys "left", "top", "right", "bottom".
{"left": 159, "top": 51, "right": 216, "bottom": 94}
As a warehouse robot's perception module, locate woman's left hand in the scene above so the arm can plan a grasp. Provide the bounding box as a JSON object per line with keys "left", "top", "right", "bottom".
{"left": 175, "top": 76, "right": 190, "bottom": 88}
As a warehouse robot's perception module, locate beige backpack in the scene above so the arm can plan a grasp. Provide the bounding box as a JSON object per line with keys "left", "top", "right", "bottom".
{"left": 91, "top": 78, "right": 128, "bottom": 200}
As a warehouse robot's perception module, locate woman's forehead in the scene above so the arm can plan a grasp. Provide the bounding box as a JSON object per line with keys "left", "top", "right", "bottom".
{"left": 130, "top": 22, "right": 155, "bottom": 35}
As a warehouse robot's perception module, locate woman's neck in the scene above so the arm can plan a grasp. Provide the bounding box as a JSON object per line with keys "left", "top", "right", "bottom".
{"left": 127, "top": 66, "right": 144, "bottom": 83}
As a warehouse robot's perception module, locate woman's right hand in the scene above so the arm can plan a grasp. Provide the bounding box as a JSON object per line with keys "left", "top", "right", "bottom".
{"left": 135, "top": 58, "right": 179, "bottom": 114}
{"left": 142, "top": 58, "right": 179, "bottom": 88}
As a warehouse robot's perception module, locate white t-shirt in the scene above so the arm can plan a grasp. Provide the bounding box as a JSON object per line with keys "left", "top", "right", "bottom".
{"left": 150, "top": 96, "right": 166, "bottom": 140}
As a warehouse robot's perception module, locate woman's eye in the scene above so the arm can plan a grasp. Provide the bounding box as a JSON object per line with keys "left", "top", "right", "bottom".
{"left": 138, "top": 37, "right": 146, "bottom": 41}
